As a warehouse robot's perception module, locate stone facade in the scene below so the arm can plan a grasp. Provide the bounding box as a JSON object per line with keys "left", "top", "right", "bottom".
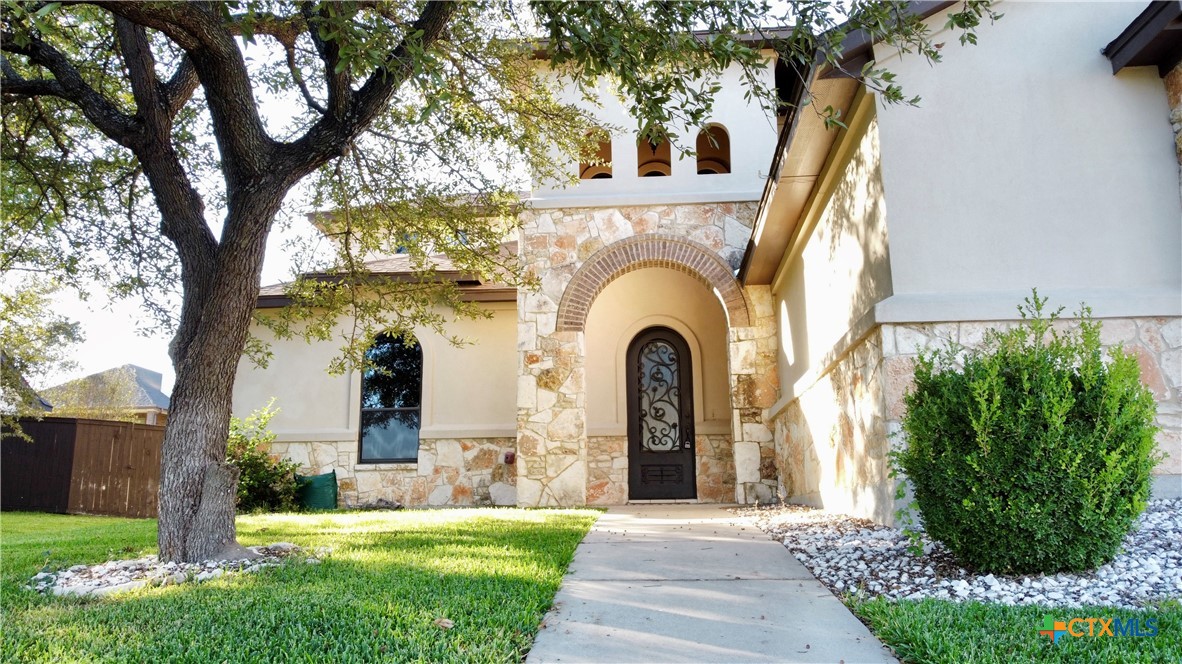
{"left": 268, "top": 437, "right": 517, "bottom": 507}
{"left": 772, "top": 316, "right": 1182, "bottom": 525}
{"left": 727, "top": 285, "right": 780, "bottom": 503}
{"left": 772, "top": 327, "right": 893, "bottom": 523}
{"left": 516, "top": 202, "right": 777, "bottom": 506}
{"left": 586, "top": 433, "right": 736, "bottom": 505}
{"left": 880, "top": 317, "right": 1182, "bottom": 477}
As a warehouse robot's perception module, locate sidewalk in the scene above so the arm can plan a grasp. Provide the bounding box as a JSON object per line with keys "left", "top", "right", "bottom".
{"left": 526, "top": 504, "right": 896, "bottom": 663}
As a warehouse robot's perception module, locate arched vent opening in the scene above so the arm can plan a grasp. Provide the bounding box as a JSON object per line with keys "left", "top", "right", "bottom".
{"left": 579, "top": 129, "right": 613, "bottom": 180}
{"left": 696, "top": 125, "right": 730, "bottom": 174}
{"left": 637, "top": 127, "right": 672, "bottom": 177}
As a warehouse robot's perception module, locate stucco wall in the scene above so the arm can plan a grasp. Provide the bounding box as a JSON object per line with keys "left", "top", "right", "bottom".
{"left": 531, "top": 63, "right": 778, "bottom": 208}
{"left": 773, "top": 108, "right": 891, "bottom": 399}
{"left": 874, "top": 2, "right": 1181, "bottom": 318}
{"left": 584, "top": 267, "right": 731, "bottom": 434}
{"left": 768, "top": 105, "right": 895, "bottom": 522}
{"left": 233, "top": 302, "right": 518, "bottom": 442}
{"left": 766, "top": 9, "right": 1182, "bottom": 521}
{"left": 1168, "top": 62, "right": 1182, "bottom": 165}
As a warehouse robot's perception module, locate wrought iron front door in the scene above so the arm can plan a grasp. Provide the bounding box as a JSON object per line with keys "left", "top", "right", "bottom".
{"left": 627, "top": 327, "right": 696, "bottom": 500}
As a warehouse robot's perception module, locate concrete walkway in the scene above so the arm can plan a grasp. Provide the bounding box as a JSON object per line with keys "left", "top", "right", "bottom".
{"left": 527, "top": 504, "right": 896, "bottom": 663}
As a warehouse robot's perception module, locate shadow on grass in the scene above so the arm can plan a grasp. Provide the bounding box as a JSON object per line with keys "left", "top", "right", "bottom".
{"left": 1, "top": 509, "right": 599, "bottom": 663}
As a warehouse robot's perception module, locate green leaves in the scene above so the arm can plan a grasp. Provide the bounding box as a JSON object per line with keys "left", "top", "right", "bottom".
{"left": 2, "top": 0, "right": 1002, "bottom": 378}
{"left": 226, "top": 399, "right": 301, "bottom": 513}
{"left": 0, "top": 278, "right": 83, "bottom": 437}
{"left": 894, "top": 291, "right": 1160, "bottom": 574}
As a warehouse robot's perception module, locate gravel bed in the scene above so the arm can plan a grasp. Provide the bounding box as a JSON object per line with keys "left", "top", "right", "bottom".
{"left": 736, "top": 499, "right": 1182, "bottom": 610}
{"left": 27, "top": 542, "right": 324, "bottom": 597}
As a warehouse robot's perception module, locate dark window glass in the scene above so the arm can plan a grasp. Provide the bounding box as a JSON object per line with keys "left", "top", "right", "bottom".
{"left": 359, "top": 335, "right": 422, "bottom": 462}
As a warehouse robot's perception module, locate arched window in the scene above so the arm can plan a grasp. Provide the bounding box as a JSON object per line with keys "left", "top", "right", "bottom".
{"left": 359, "top": 334, "right": 422, "bottom": 462}
{"left": 579, "top": 129, "right": 613, "bottom": 180}
{"left": 637, "top": 127, "right": 672, "bottom": 177}
{"left": 696, "top": 125, "right": 730, "bottom": 174}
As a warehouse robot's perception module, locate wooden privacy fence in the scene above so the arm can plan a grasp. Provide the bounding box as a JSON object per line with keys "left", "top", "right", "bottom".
{"left": 2, "top": 417, "right": 164, "bottom": 518}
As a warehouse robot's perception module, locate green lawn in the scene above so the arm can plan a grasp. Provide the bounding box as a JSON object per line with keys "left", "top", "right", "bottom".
{"left": 1, "top": 509, "right": 598, "bottom": 663}
{"left": 850, "top": 596, "right": 1182, "bottom": 664}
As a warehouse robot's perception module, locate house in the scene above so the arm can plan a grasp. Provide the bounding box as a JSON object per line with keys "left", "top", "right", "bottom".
{"left": 43, "top": 365, "right": 171, "bottom": 426}
{"left": 233, "top": 2, "right": 1181, "bottom": 520}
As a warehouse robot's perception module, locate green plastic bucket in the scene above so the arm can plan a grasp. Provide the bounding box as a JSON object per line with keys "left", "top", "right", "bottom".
{"left": 295, "top": 470, "right": 338, "bottom": 510}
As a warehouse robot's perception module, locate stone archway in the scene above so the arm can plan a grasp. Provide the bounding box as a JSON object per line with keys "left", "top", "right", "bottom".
{"left": 555, "top": 234, "right": 750, "bottom": 332}
{"left": 515, "top": 208, "right": 778, "bottom": 508}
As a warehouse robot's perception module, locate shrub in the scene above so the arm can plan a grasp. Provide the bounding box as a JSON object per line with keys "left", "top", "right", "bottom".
{"left": 893, "top": 292, "right": 1160, "bottom": 574}
{"left": 226, "top": 401, "right": 301, "bottom": 513}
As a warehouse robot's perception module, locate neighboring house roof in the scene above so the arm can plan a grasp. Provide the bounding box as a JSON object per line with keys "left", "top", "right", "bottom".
{"left": 42, "top": 364, "right": 171, "bottom": 411}
{"left": 256, "top": 242, "right": 519, "bottom": 308}
{"left": 1104, "top": 0, "right": 1182, "bottom": 75}
{"left": 127, "top": 366, "right": 171, "bottom": 410}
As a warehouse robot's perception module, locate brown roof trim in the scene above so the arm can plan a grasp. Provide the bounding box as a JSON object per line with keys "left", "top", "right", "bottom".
{"left": 737, "top": 60, "right": 813, "bottom": 283}
{"left": 256, "top": 281, "right": 517, "bottom": 309}
{"left": 738, "top": 1, "right": 955, "bottom": 284}
{"left": 1104, "top": 1, "right": 1182, "bottom": 76}
{"left": 817, "top": 2, "right": 957, "bottom": 78}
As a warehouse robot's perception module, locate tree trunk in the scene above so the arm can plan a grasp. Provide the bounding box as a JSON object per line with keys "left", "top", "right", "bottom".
{"left": 157, "top": 363, "right": 252, "bottom": 562}
{"left": 156, "top": 187, "right": 284, "bottom": 563}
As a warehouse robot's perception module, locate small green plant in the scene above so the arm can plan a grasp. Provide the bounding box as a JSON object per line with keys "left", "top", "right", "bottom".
{"left": 892, "top": 290, "right": 1160, "bottom": 574}
{"left": 226, "top": 400, "right": 300, "bottom": 513}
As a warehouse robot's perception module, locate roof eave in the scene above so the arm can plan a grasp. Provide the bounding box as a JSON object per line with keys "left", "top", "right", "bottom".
{"left": 1104, "top": 1, "right": 1182, "bottom": 76}
{"left": 739, "top": 1, "right": 962, "bottom": 286}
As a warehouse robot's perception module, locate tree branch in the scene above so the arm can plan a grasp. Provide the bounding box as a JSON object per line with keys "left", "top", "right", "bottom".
{"left": 300, "top": 1, "right": 350, "bottom": 118}
{"left": 1, "top": 31, "right": 139, "bottom": 145}
{"left": 0, "top": 76, "right": 67, "bottom": 99}
{"left": 161, "top": 56, "right": 198, "bottom": 118}
{"left": 114, "top": 16, "right": 163, "bottom": 120}
{"left": 98, "top": 1, "right": 275, "bottom": 180}
{"left": 283, "top": 39, "right": 326, "bottom": 114}
{"left": 352, "top": 1, "right": 457, "bottom": 130}
{"left": 279, "top": 1, "right": 458, "bottom": 180}
{"left": 88, "top": 0, "right": 207, "bottom": 50}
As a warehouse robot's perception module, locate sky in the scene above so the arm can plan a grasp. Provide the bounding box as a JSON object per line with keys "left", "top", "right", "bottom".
{"left": 37, "top": 65, "right": 316, "bottom": 396}
{"left": 40, "top": 223, "right": 302, "bottom": 395}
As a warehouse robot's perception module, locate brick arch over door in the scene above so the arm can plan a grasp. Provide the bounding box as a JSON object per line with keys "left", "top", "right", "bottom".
{"left": 556, "top": 234, "right": 750, "bottom": 331}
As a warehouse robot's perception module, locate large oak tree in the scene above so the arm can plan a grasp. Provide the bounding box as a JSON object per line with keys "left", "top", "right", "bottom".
{"left": 1, "top": 0, "right": 995, "bottom": 562}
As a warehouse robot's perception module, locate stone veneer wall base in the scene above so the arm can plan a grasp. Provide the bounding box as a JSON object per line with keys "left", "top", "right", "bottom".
{"left": 267, "top": 438, "right": 517, "bottom": 507}
{"left": 772, "top": 316, "right": 1182, "bottom": 527}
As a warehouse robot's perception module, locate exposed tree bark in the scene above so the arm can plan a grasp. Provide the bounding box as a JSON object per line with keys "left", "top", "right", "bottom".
{"left": 157, "top": 191, "right": 280, "bottom": 561}
{"left": 115, "top": 1, "right": 454, "bottom": 562}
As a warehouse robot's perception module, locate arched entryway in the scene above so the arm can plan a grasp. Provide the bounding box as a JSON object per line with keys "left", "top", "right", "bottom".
{"left": 627, "top": 326, "right": 696, "bottom": 499}
{"left": 515, "top": 219, "right": 780, "bottom": 508}
{"left": 583, "top": 267, "right": 733, "bottom": 504}
{"left": 556, "top": 234, "right": 750, "bottom": 332}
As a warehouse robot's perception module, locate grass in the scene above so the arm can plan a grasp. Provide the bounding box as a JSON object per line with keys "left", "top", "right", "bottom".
{"left": 849, "top": 596, "right": 1182, "bottom": 664}
{"left": 1, "top": 508, "right": 598, "bottom": 663}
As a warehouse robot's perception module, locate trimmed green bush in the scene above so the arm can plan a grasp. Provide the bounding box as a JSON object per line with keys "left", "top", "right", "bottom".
{"left": 226, "top": 400, "right": 301, "bottom": 513}
{"left": 893, "top": 292, "right": 1160, "bottom": 574}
